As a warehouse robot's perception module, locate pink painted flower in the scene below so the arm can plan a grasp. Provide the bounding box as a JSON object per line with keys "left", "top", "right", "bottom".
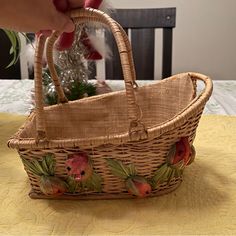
{"left": 65, "top": 153, "right": 93, "bottom": 182}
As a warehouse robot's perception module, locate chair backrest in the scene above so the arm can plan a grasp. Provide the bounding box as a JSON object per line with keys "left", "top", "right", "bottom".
{"left": 101, "top": 8, "right": 176, "bottom": 80}
{"left": 0, "top": 8, "right": 176, "bottom": 80}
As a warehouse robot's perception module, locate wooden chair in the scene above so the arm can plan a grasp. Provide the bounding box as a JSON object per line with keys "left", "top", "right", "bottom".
{"left": 94, "top": 8, "right": 176, "bottom": 80}
{"left": 0, "top": 8, "right": 176, "bottom": 80}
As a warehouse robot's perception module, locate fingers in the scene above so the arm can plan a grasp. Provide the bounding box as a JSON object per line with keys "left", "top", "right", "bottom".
{"left": 62, "top": 19, "right": 75, "bottom": 33}
{"left": 68, "top": 0, "right": 85, "bottom": 8}
{"left": 51, "top": 0, "right": 84, "bottom": 32}
{"left": 1, "top": 0, "right": 84, "bottom": 33}
{"left": 49, "top": 10, "right": 75, "bottom": 32}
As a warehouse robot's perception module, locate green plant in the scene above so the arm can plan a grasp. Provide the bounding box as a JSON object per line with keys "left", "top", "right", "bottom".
{"left": 2, "top": 29, "right": 21, "bottom": 68}
{"left": 1, "top": 29, "right": 31, "bottom": 68}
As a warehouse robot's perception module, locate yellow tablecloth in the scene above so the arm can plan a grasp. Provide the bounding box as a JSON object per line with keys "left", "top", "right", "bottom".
{"left": 0, "top": 113, "right": 236, "bottom": 235}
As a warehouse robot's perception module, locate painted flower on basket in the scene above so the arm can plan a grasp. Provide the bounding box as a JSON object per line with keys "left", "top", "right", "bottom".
{"left": 106, "top": 159, "right": 152, "bottom": 198}
{"left": 107, "top": 137, "right": 196, "bottom": 196}
{"left": 126, "top": 176, "right": 152, "bottom": 198}
{"left": 151, "top": 137, "right": 196, "bottom": 189}
{"left": 167, "top": 137, "right": 194, "bottom": 166}
{"left": 65, "top": 152, "right": 103, "bottom": 193}
{"left": 40, "top": 176, "right": 67, "bottom": 196}
{"left": 21, "top": 154, "right": 68, "bottom": 196}
{"left": 65, "top": 153, "right": 93, "bottom": 182}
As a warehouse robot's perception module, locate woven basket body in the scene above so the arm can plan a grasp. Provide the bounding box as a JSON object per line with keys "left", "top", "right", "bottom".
{"left": 8, "top": 9, "right": 213, "bottom": 200}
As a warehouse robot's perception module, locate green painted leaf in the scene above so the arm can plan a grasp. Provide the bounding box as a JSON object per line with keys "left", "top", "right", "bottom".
{"left": 125, "top": 178, "right": 139, "bottom": 196}
{"left": 172, "top": 159, "right": 185, "bottom": 170}
{"left": 165, "top": 167, "right": 173, "bottom": 181}
{"left": 167, "top": 169, "right": 176, "bottom": 185}
{"left": 151, "top": 164, "right": 178, "bottom": 189}
{"left": 43, "top": 154, "right": 56, "bottom": 175}
{"left": 126, "top": 163, "right": 137, "bottom": 177}
{"left": 67, "top": 172, "right": 103, "bottom": 193}
{"left": 20, "top": 155, "right": 56, "bottom": 177}
{"left": 91, "top": 173, "right": 103, "bottom": 192}
{"left": 21, "top": 157, "right": 42, "bottom": 176}
{"left": 106, "top": 159, "right": 130, "bottom": 179}
{"left": 31, "top": 159, "right": 48, "bottom": 176}
{"left": 174, "top": 168, "right": 181, "bottom": 178}
{"left": 66, "top": 176, "right": 80, "bottom": 193}
{"left": 166, "top": 144, "right": 176, "bottom": 165}
{"left": 152, "top": 163, "right": 168, "bottom": 183}
{"left": 41, "top": 157, "right": 50, "bottom": 175}
{"left": 83, "top": 172, "right": 103, "bottom": 192}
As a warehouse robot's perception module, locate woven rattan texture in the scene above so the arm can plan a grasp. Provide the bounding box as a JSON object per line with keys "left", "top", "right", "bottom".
{"left": 8, "top": 8, "right": 213, "bottom": 199}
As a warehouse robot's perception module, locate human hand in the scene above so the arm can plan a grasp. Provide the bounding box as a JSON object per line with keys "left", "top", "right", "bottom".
{"left": 0, "top": 0, "right": 84, "bottom": 33}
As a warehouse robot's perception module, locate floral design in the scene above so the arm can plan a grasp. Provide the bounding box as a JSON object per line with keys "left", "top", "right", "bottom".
{"left": 21, "top": 154, "right": 67, "bottom": 196}
{"left": 65, "top": 153, "right": 103, "bottom": 193}
{"left": 106, "top": 159, "right": 152, "bottom": 198}
{"left": 151, "top": 137, "right": 196, "bottom": 189}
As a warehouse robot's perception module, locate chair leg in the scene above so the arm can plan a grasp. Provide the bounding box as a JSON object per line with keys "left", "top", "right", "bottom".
{"left": 88, "top": 61, "right": 97, "bottom": 80}
{"left": 162, "top": 28, "right": 173, "bottom": 79}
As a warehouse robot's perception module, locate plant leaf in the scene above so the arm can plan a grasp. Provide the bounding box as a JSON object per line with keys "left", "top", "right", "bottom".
{"left": 9, "top": 46, "right": 14, "bottom": 55}
{"left": 2, "top": 29, "right": 21, "bottom": 68}
{"left": 14, "top": 32, "right": 21, "bottom": 64}
{"left": 20, "top": 32, "right": 34, "bottom": 47}
{"left": 5, "top": 31, "right": 17, "bottom": 68}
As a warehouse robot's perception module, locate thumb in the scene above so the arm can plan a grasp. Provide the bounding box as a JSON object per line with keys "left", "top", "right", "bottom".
{"left": 62, "top": 18, "right": 75, "bottom": 33}
{"left": 51, "top": 12, "right": 75, "bottom": 32}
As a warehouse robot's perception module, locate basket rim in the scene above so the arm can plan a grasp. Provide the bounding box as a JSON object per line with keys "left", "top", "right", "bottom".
{"left": 8, "top": 72, "right": 213, "bottom": 150}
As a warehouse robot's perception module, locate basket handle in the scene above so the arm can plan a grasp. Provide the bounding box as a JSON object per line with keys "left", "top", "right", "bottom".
{"left": 34, "top": 8, "right": 147, "bottom": 141}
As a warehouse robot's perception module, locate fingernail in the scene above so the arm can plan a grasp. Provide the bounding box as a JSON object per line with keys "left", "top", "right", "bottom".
{"left": 63, "top": 20, "right": 75, "bottom": 33}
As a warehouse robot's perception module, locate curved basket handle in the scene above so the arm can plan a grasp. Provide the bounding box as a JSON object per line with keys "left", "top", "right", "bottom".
{"left": 34, "top": 8, "right": 147, "bottom": 141}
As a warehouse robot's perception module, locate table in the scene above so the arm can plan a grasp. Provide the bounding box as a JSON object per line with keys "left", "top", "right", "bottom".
{"left": 1, "top": 78, "right": 236, "bottom": 235}
{"left": 0, "top": 79, "right": 236, "bottom": 115}
{"left": 0, "top": 114, "right": 236, "bottom": 235}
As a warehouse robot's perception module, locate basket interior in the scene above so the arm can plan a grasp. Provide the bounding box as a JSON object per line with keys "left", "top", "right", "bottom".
{"left": 19, "top": 74, "right": 196, "bottom": 140}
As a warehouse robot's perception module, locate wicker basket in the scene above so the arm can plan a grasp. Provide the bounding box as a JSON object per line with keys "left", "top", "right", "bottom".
{"left": 8, "top": 8, "right": 213, "bottom": 200}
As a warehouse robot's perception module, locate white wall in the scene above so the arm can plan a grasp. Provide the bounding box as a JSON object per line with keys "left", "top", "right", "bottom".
{"left": 108, "top": 0, "right": 236, "bottom": 80}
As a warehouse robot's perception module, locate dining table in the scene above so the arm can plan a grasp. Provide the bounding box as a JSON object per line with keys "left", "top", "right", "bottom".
{"left": 0, "top": 79, "right": 236, "bottom": 235}
{"left": 0, "top": 79, "right": 236, "bottom": 115}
